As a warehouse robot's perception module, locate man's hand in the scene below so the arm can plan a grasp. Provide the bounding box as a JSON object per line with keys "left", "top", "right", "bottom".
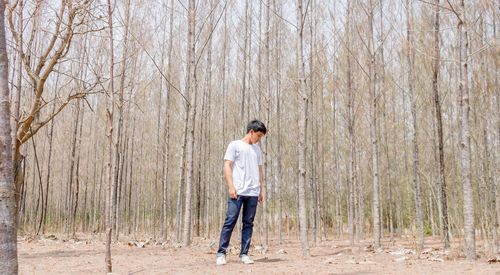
{"left": 229, "top": 186, "right": 238, "bottom": 199}
{"left": 224, "top": 160, "right": 237, "bottom": 199}
{"left": 259, "top": 189, "right": 266, "bottom": 203}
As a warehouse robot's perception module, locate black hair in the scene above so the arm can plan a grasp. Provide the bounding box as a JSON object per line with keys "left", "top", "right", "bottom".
{"left": 247, "top": 119, "right": 267, "bottom": 134}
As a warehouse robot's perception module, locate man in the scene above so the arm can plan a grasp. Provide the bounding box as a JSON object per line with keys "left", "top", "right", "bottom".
{"left": 216, "top": 120, "right": 267, "bottom": 265}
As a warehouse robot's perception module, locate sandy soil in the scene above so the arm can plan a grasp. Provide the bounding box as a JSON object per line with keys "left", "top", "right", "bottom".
{"left": 18, "top": 234, "right": 500, "bottom": 275}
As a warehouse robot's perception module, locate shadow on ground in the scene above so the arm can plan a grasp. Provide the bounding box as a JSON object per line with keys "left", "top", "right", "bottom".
{"left": 254, "top": 257, "right": 285, "bottom": 263}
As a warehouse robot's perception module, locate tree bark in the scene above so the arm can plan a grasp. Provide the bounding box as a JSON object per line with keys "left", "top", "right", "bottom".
{"left": 273, "top": 0, "right": 283, "bottom": 245}
{"left": 406, "top": 0, "right": 424, "bottom": 251}
{"left": 431, "top": 0, "right": 450, "bottom": 249}
{"left": 296, "top": 0, "right": 310, "bottom": 257}
{"left": 345, "top": 0, "right": 356, "bottom": 247}
{"left": 182, "top": 0, "right": 197, "bottom": 246}
{"left": 105, "top": 0, "right": 116, "bottom": 271}
{"left": 457, "top": 0, "right": 475, "bottom": 260}
{"left": 0, "top": 1, "right": 18, "bottom": 272}
{"left": 161, "top": 0, "right": 175, "bottom": 241}
{"left": 368, "top": 0, "right": 381, "bottom": 249}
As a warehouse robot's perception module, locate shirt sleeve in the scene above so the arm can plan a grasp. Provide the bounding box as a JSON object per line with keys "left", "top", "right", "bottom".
{"left": 257, "top": 145, "right": 263, "bottom": 165}
{"left": 224, "top": 142, "right": 236, "bottom": 161}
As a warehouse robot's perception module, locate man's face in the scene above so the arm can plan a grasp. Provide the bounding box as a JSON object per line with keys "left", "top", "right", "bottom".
{"left": 249, "top": 130, "right": 265, "bottom": 144}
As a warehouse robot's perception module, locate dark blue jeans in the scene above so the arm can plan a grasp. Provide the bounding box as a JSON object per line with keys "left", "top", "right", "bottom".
{"left": 217, "top": 195, "right": 258, "bottom": 256}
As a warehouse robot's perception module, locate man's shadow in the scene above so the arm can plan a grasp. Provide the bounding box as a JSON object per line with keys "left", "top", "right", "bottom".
{"left": 254, "top": 257, "right": 286, "bottom": 263}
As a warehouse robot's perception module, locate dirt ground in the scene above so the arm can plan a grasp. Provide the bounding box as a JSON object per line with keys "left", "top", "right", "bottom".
{"left": 18, "top": 234, "right": 500, "bottom": 274}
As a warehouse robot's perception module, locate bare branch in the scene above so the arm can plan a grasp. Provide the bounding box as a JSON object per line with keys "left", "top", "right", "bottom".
{"left": 127, "top": 27, "right": 190, "bottom": 106}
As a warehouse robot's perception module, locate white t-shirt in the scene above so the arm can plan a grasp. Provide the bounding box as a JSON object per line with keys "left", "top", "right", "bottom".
{"left": 224, "top": 140, "right": 263, "bottom": 196}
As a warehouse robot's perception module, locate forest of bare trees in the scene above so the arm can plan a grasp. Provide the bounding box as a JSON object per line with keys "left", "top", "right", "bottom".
{"left": 0, "top": 0, "right": 498, "bottom": 273}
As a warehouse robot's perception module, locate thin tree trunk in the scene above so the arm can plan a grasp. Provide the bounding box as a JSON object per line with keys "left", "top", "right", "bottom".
{"left": 161, "top": 0, "right": 175, "bottom": 241}
{"left": 479, "top": 15, "right": 498, "bottom": 251}
{"left": 345, "top": 0, "right": 356, "bottom": 247}
{"left": 274, "top": 0, "right": 283, "bottom": 245}
{"left": 368, "top": 0, "right": 381, "bottom": 249}
{"left": 378, "top": 0, "right": 394, "bottom": 242}
{"left": 457, "top": 0, "right": 475, "bottom": 260}
{"left": 41, "top": 75, "right": 60, "bottom": 233}
{"left": 308, "top": 7, "right": 317, "bottom": 246}
{"left": 105, "top": 0, "right": 116, "bottom": 271}
{"left": 355, "top": 149, "right": 364, "bottom": 243}
{"left": 332, "top": 81, "right": 341, "bottom": 237}
{"left": 153, "top": 8, "right": 166, "bottom": 241}
{"left": 66, "top": 100, "right": 81, "bottom": 236}
{"left": 406, "top": 0, "right": 424, "bottom": 251}
{"left": 202, "top": 0, "right": 215, "bottom": 238}
{"left": 261, "top": 0, "right": 269, "bottom": 246}
{"left": 11, "top": 0, "right": 22, "bottom": 164}
{"left": 182, "top": 0, "right": 197, "bottom": 246}
{"left": 127, "top": 115, "right": 136, "bottom": 235}
{"left": 431, "top": 0, "right": 450, "bottom": 249}
{"left": 240, "top": 0, "right": 249, "bottom": 122}
{"left": 296, "top": 0, "right": 310, "bottom": 257}
{"left": 246, "top": 0, "right": 253, "bottom": 122}
{"left": 175, "top": 117, "right": 188, "bottom": 242}
{"left": 10, "top": 2, "right": 23, "bottom": 215}
{"left": 113, "top": 0, "right": 131, "bottom": 241}
{"left": 72, "top": 101, "right": 85, "bottom": 237}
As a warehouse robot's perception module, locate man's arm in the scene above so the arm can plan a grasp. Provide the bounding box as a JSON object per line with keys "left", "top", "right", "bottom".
{"left": 224, "top": 160, "right": 237, "bottom": 199}
{"left": 258, "top": 165, "right": 265, "bottom": 203}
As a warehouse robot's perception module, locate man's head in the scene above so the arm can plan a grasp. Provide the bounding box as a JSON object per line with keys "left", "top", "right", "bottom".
{"left": 246, "top": 119, "right": 267, "bottom": 144}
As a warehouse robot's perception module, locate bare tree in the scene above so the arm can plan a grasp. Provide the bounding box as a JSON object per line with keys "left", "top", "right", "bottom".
{"left": 10, "top": 0, "right": 22, "bottom": 161}
{"left": 366, "top": 0, "right": 381, "bottom": 249}
{"left": 296, "top": 0, "right": 310, "bottom": 257}
{"left": 161, "top": 0, "right": 175, "bottom": 241}
{"left": 406, "top": 0, "right": 424, "bottom": 251}
{"left": 0, "top": 1, "right": 18, "bottom": 273}
{"left": 240, "top": 0, "right": 250, "bottom": 123}
{"left": 182, "top": 0, "right": 197, "bottom": 246}
{"left": 113, "top": 0, "right": 132, "bottom": 241}
{"left": 456, "top": 0, "right": 475, "bottom": 260}
{"left": 273, "top": 0, "right": 284, "bottom": 245}
{"left": 40, "top": 77, "right": 60, "bottom": 234}
{"left": 66, "top": 99, "right": 81, "bottom": 237}
{"left": 344, "top": 0, "right": 357, "bottom": 247}
{"left": 105, "top": 0, "right": 116, "bottom": 271}
{"left": 431, "top": 0, "right": 450, "bottom": 249}
{"left": 6, "top": 0, "right": 93, "bottom": 205}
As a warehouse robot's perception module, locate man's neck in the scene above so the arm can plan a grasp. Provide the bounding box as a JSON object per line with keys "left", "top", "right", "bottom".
{"left": 241, "top": 135, "right": 252, "bottom": 144}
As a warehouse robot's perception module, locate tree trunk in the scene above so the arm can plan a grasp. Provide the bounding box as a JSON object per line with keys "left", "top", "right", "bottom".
{"left": 66, "top": 100, "right": 81, "bottom": 236}
{"left": 378, "top": 0, "right": 393, "bottom": 241}
{"left": 296, "top": 0, "right": 310, "bottom": 257}
{"left": 72, "top": 101, "right": 85, "bottom": 237}
{"left": 345, "top": 0, "right": 356, "bottom": 247}
{"left": 41, "top": 76, "right": 60, "bottom": 234}
{"left": 175, "top": 118, "right": 187, "bottom": 241}
{"left": 161, "top": 0, "right": 175, "bottom": 241}
{"left": 457, "top": 0, "right": 475, "bottom": 260}
{"left": 431, "top": 0, "right": 450, "bottom": 249}
{"left": 0, "top": 1, "right": 18, "bottom": 272}
{"left": 113, "top": 0, "right": 131, "bottom": 241}
{"left": 240, "top": 0, "right": 249, "bottom": 123}
{"left": 274, "top": 0, "right": 283, "bottom": 245}
{"left": 105, "top": 0, "right": 116, "bottom": 271}
{"left": 11, "top": 0, "right": 22, "bottom": 165}
{"left": 182, "top": 0, "right": 197, "bottom": 246}
{"left": 406, "top": 0, "right": 424, "bottom": 251}
{"left": 368, "top": 0, "right": 381, "bottom": 249}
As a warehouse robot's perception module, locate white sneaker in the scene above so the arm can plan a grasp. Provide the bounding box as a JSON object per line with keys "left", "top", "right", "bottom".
{"left": 239, "top": 254, "right": 254, "bottom": 264}
{"left": 216, "top": 254, "right": 227, "bottom": 265}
